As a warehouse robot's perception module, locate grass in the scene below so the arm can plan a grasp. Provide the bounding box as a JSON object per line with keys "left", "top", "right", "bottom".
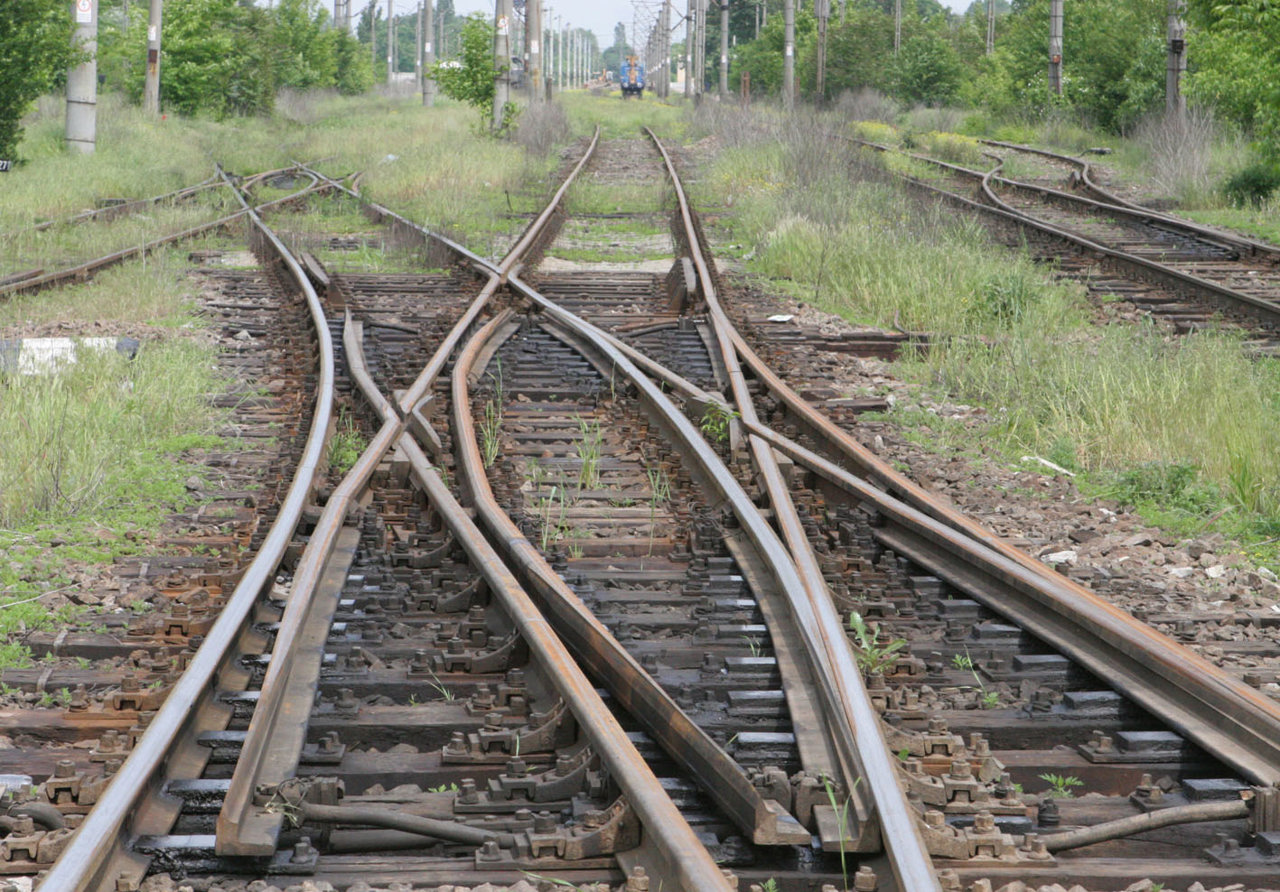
{"left": 697, "top": 105, "right": 1280, "bottom": 565}
{"left": 0, "top": 243, "right": 212, "bottom": 329}
{"left": 574, "top": 416, "right": 604, "bottom": 491}
{"left": 0, "top": 341, "right": 223, "bottom": 528}
{"left": 5, "top": 92, "right": 565, "bottom": 261}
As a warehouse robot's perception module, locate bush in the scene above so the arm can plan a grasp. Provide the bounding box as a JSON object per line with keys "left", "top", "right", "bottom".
{"left": 1222, "top": 161, "right": 1280, "bottom": 207}
{"left": 1104, "top": 461, "right": 1218, "bottom": 516}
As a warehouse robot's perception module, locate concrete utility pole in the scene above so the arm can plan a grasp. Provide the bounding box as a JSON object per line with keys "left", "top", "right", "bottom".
{"left": 659, "top": 0, "right": 670, "bottom": 97}
{"left": 718, "top": 0, "right": 728, "bottom": 100}
{"left": 685, "top": 0, "right": 695, "bottom": 97}
{"left": 1048, "top": 0, "right": 1063, "bottom": 95}
{"left": 815, "top": 0, "right": 829, "bottom": 104}
{"left": 1166, "top": 0, "right": 1186, "bottom": 118}
{"left": 986, "top": 0, "right": 995, "bottom": 54}
{"left": 422, "top": 0, "right": 435, "bottom": 104}
{"left": 493, "top": 0, "right": 512, "bottom": 130}
{"left": 526, "top": 0, "right": 542, "bottom": 102}
{"left": 387, "top": 0, "right": 395, "bottom": 82}
{"left": 415, "top": 2, "right": 423, "bottom": 89}
{"left": 893, "top": 0, "right": 901, "bottom": 53}
{"left": 143, "top": 0, "right": 162, "bottom": 115}
{"left": 66, "top": 0, "right": 99, "bottom": 154}
{"left": 695, "top": 0, "right": 706, "bottom": 96}
{"left": 782, "top": 0, "right": 794, "bottom": 109}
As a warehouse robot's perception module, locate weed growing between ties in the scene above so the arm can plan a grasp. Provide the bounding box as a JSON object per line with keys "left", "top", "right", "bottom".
{"left": 0, "top": 246, "right": 207, "bottom": 329}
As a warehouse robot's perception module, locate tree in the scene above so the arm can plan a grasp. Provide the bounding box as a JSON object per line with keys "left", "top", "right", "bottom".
{"left": 0, "top": 0, "right": 74, "bottom": 160}
{"left": 1185, "top": 0, "right": 1280, "bottom": 152}
{"left": 601, "top": 21, "right": 630, "bottom": 73}
{"left": 432, "top": 13, "right": 512, "bottom": 131}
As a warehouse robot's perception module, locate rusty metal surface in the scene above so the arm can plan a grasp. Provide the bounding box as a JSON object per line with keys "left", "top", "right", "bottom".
{"left": 643, "top": 127, "right": 941, "bottom": 891}
{"left": 219, "top": 133, "right": 604, "bottom": 857}
{"left": 743, "top": 411, "right": 1280, "bottom": 787}
{"left": 38, "top": 174, "right": 339, "bottom": 892}
{"left": 343, "top": 316, "right": 735, "bottom": 892}
{"left": 451, "top": 312, "right": 806, "bottom": 856}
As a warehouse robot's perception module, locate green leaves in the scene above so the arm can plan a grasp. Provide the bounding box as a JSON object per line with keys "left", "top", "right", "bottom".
{"left": 0, "top": 0, "right": 74, "bottom": 159}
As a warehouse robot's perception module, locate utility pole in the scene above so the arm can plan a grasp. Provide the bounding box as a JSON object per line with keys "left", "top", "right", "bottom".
{"left": 422, "top": 0, "right": 435, "bottom": 104}
{"left": 695, "top": 0, "right": 706, "bottom": 97}
{"left": 143, "top": 0, "right": 162, "bottom": 115}
{"left": 1048, "top": 0, "right": 1063, "bottom": 96}
{"left": 66, "top": 0, "right": 99, "bottom": 154}
{"left": 1166, "top": 0, "right": 1186, "bottom": 118}
{"left": 815, "top": 0, "right": 828, "bottom": 105}
{"left": 527, "top": 0, "right": 542, "bottom": 102}
{"left": 493, "top": 0, "right": 512, "bottom": 130}
{"left": 986, "top": 0, "right": 995, "bottom": 54}
{"left": 893, "top": 0, "right": 901, "bottom": 53}
{"left": 782, "top": 0, "right": 794, "bottom": 109}
{"left": 659, "top": 0, "right": 670, "bottom": 98}
{"left": 387, "top": 0, "right": 395, "bottom": 83}
{"left": 415, "top": 2, "right": 423, "bottom": 90}
{"left": 685, "top": 0, "right": 695, "bottom": 97}
{"left": 718, "top": 0, "right": 728, "bottom": 100}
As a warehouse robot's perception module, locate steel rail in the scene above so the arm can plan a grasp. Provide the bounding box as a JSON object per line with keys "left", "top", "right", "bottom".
{"left": 3, "top": 174, "right": 222, "bottom": 239}
{"left": 742, "top": 418, "right": 1280, "bottom": 786}
{"left": 0, "top": 166, "right": 331, "bottom": 301}
{"left": 39, "top": 176, "right": 338, "bottom": 892}
{"left": 450, "top": 312, "right": 807, "bottom": 855}
{"left": 643, "top": 127, "right": 940, "bottom": 890}
{"left": 343, "top": 316, "right": 732, "bottom": 892}
{"left": 854, "top": 137, "right": 1280, "bottom": 324}
{"left": 216, "top": 130, "right": 602, "bottom": 855}
{"left": 979, "top": 137, "right": 1280, "bottom": 257}
{"left": 977, "top": 164, "right": 1280, "bottom": 267}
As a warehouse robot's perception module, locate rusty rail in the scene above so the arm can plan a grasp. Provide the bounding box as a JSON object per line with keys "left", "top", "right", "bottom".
{"left": 1, "top": 165, "right": 330, "bottom": 301}
{"left": 854, "top": 137, "right": 1280, "bottom": 324}
{"left": 643, "top": 127, "right": 941, "bottom": 891}
{"left": 347, "top": 314, "right": 734, "bottom": 892}
{"left": 37, "top": 173, "right": 338, "bottom": 892}
{"left": 214, "top": 131, "right": 601, "bottom": 856}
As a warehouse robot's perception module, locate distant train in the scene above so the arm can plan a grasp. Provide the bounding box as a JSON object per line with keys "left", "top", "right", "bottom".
{"left": 619, "top": 56, "right": 645, "bottom": 99}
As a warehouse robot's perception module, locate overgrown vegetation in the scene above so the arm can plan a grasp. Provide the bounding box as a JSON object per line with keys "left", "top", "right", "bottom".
{"left": 698, "top": 104, "right": 1280, "bottom": 560}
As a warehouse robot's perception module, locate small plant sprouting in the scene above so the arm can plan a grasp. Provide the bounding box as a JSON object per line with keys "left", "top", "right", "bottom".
{"left": 479, "top": 399, "right": 502, "bottom": 469}
{"left": 329, "top": 406, "right": 364, "bottom": 474}
{"left": 645, "top": 463, "right": 672, "bottom": 555}
{"left": 575, "top": 416, "right": 604, "bottom": 492}
{"left": 848, "top": 611, "right": 906, "bottom": 675}
{"left": 952, "top": 652, "right": 974, "bottom": 671}
{"left": 1039, "top": 772, "right": 1084, "bottom": 799}
{"left": 424, "top": 667, "right": 455, "bottom": 702}
{"left": 699, "top": 401, "right": 739, "bottom": 445}
{"left": 428, "top": 782, "right": 460, "bottom": 793}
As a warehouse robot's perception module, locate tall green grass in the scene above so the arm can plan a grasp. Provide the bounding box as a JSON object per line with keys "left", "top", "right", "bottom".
{"left": 699, "top": 105, "right": 1280, "bottom": 547}
{"left": 706, "top": 135, "right": 1084, "bottom": 338}
{"left": 912, "top": 326, "right": 1280, "bottom": 520}
{"left": 0, "top": 341, "right": 222, "bottom": 528}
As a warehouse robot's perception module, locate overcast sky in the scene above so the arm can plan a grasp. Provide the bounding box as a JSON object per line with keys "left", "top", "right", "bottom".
{"left": 380, "top": 0, "right": 968, "bottom": 53}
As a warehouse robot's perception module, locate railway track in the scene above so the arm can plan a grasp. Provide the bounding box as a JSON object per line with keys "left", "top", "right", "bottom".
{"left": 5, "top": 126, "right": 1280, "bottom": 892}
{"left": 856, "top": 136, "right": 1280, "bottom": 341}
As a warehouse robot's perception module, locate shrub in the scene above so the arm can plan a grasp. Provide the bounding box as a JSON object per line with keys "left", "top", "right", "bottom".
{"left": 1222, "top": 161, "right": 1280, "bottom": 207}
